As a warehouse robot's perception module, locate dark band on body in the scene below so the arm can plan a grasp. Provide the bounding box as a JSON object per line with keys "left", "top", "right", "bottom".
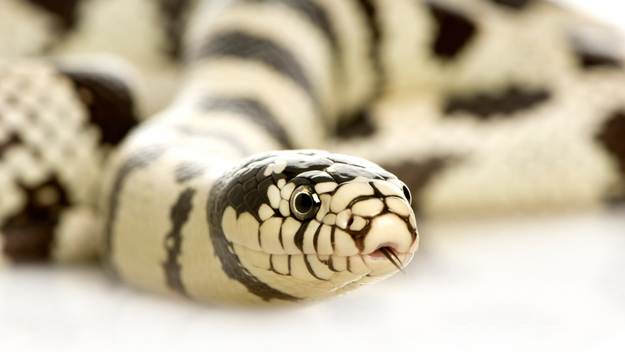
{"left": 163, "top": 188, "right": 196, "bottom": 296}
{"left": 488, "top": 0, "right": 535, "bottom": 10}
{"left": 570, "top": 32, "right": 623, "bottom": 70}
{"left": 0, "top": 134, "right": 22, "bottom": 159}
{"left": 1, "top": 177, "right": 69, "bottom": 262}
{"left": 157, "top": 0, "right": 192, "bottom": 58}
{"left": 426, "top": 1, "right": 478, "bottom": 60}
{"left": 25, "top": 0, "right": 82, "bottom": 32}
{"left": 596, "top": 111, "right": 625, "bottom": 203}
{"left": 103, "top": 145, "right": 168, "bottom": 274}
{"left": 355, "top": 0, "right": 384, "bottom": 91}
{"left": 335, "top": 109, "right": 377, "bottom": 139}
{"left": 200, "top": 96, "right": 293, "bottom": 149}
{"left": 444, "top": 86, "right": 551, "bottom": 119}
{"left": 383, "top": 157, "right": 457, "bottom": 213}
{"left": 60, "top": 68, "right": 139, "bottom": 145}
{"left": 175, "top": 160, "right": 210, "bottom": 184}
{"left": 196, "top": 31, "right": 317, "bottom": 105}
{"left": 242, "top": 0, "right": 338, "bottom": 50}
{"left": 577, "top": 50, "right": 622, "bottom": 70}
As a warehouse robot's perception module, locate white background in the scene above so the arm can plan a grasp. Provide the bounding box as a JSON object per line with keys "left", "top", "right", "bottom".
{"left": 2, "top": 1, "right": 625, "bottom": 351}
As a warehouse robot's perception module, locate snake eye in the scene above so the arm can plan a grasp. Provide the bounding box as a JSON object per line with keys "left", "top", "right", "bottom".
{"left": 402, "top": 184, "right": 412, "bottom": 205}
{"left": 290, "top": 185, "right": 321, "bottom": 221}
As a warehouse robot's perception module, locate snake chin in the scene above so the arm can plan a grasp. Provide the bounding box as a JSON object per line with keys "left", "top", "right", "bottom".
{"left": 231, "top": 244, "right": 417, "bottom": 302}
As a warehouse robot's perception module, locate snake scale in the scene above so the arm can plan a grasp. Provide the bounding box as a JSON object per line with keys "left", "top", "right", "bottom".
{"left": 0, "top": 0, "right": 624, "bottom": 305}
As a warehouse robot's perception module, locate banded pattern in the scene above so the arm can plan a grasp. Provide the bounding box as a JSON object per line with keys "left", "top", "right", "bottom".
{"left": 444, "top": 87, "right": 551, "bottom": 120}
{"left": 1, "top": 0, "right": 624, "bottom": 305}
{"left": 0, "top": 60, "right": 139, "bottom": 262}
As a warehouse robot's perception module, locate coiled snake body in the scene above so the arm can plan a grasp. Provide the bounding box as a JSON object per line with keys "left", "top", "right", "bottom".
{"left": 0, "top": 0, "right": 623, "bottom": 304}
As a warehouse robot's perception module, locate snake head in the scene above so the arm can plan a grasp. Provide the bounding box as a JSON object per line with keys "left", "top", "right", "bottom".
{"left": 211, "top": 150, "right": 419, "bottom": 303}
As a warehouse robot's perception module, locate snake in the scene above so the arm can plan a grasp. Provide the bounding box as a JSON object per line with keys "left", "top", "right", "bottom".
{"left": 0, "top": 0, "right": 623, "bottom": 305}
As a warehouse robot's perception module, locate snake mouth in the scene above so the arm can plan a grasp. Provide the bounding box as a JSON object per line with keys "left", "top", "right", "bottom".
{"left": 367, "top": 245, "right": 407, "bottom": 271}
{"left": 367, "top": 244, "right": 401, "bottom": 259}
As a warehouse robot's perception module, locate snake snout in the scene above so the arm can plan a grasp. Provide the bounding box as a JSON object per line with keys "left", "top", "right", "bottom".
{"left": 360, "top": 212, "right": 419, "bottom": 274}
{"left": 361, "top": 213, "right": 417, "bottom": 256}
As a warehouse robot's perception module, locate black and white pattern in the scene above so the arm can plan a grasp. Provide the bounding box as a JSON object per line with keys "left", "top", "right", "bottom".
{"left": 0, "top": 0, "right": 623, "bottom": 304}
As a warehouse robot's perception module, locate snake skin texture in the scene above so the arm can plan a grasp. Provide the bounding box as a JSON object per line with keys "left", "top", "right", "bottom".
{"left": 0, "top": 0, "right": 624, "bottom": 304}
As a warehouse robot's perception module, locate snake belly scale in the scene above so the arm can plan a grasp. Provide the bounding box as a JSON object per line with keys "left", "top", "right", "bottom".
{"left": 0, "top": 0, "right": 624, "bottom": 305}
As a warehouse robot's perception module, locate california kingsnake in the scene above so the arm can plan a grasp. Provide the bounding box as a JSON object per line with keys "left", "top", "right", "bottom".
{"left": 0, "top": 0, "right": 623, "bottom": 304}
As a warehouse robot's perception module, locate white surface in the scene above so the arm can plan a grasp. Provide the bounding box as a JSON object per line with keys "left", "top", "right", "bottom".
{"left": 2, "top": 1, "right": 625, "bottom": 351}
{"left": 1, "top": 208, "right": 624, "bottom": 352}
{"left": 559, "top": 0, "right": 625, "bottom": 29}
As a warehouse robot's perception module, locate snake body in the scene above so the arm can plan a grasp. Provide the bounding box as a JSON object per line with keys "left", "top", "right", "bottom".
{"left": 0, "top": 0, "right": 624, "bottom": 304}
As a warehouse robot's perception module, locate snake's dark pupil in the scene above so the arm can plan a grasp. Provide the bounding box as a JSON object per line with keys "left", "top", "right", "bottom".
{"left": 295, "top": 193, "right": 313, "bottom": 213}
